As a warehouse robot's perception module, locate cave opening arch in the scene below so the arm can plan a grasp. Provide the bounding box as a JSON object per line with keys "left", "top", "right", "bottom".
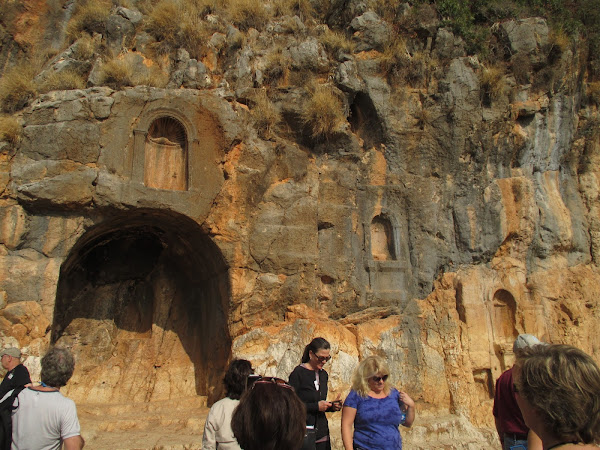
{"left": 52, "top": 209, "right": 231, "bottom": 404}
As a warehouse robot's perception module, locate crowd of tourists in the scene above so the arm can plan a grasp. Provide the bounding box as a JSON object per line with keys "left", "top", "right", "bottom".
{"left": 1, "top": 334, "right": 599, "bottom": 450}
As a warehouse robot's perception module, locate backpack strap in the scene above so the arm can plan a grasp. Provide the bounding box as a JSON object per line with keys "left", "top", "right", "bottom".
{"left": 8, "top": 386, "right": 24, "bottom": 411}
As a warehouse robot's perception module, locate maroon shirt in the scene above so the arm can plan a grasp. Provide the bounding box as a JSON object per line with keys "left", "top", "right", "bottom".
{"left": 493, "top": 367, "right": 529, "bottom": 435}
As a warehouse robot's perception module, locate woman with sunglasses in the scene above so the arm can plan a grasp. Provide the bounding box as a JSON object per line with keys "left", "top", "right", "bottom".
{"left": 289, "top": 337, "right": 342, "bottom": 450}
{"left": 203, "top": 359, "right": 254, "bottom": 449}
{"left": 341, "top": 355, "right": 415, "bottom": 450}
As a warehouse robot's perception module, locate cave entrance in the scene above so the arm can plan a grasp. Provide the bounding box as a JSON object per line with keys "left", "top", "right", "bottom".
{"left": 51, "top": 210, "right": 230, "bottom": 404}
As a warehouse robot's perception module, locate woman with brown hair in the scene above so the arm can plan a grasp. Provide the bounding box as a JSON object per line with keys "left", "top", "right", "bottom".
{"left": 202, "top": 359, "right": 254, "bottom": 449}
{"left": 231, "top": 376, "right": 306, "bottom": 450}
{"left": 341, "top": 355, "right": 415, "bottom": 450}
{"left": 288, "top": 337, "right": 342, "bottom": 450}
{"left": 514, "top": 344, "right": 600, "bottom": 450}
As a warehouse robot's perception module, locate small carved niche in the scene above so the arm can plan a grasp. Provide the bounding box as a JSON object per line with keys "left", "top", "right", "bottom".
{"left": 370, "top": 215, "right": 396, "bottom": 261}
{"left": 492, "top": 289, "right": 518, "bottom": 344}
{"left": 144, "top": 117, "right": 188, "bottom": 191}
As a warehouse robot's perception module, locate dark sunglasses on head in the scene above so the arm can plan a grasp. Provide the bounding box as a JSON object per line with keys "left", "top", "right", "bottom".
{"left": 249, "top": 375, "right": 294, "bottom": 391}
{"left": 370, "top": 375, "right": 389, "bottom": 382}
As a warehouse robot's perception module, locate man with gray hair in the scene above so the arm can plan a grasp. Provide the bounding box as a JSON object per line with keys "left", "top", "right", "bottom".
{"left": 11, "top": 347, "right": 84, "bottom": 450}
{"left": 0, "top": 348, "right": 30, "bottom": 401}
{"left": 493, "top": 334, "right": 543, "bottom": 450}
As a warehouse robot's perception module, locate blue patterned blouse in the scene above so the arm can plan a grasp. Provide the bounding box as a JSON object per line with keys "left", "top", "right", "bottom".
{"left": 344, "top": 388, "right": 406, "bottom": 450}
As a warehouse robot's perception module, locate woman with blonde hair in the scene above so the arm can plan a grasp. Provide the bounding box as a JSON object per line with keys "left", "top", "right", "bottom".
{"left": 341, "top": 355, "right": 415, "bottom": 450}
{"left": 514, "top": 344, "right": 600, "bottom": 450}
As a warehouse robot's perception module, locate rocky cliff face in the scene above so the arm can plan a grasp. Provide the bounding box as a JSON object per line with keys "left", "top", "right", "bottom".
{"left": 1, "top": 1, "right": 599, "bottom": 448}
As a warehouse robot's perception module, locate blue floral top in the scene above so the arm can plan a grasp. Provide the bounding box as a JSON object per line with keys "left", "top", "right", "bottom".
{"left": 344, "top": 388, "right": 406, "bottom": 450}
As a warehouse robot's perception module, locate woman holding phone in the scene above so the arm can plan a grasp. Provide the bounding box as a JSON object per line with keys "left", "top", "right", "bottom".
{"left": 289, "top": 337, "right": 342, "bottom": 450}
{"left": 341, "top": 355, "right": 415, "bottom": 450}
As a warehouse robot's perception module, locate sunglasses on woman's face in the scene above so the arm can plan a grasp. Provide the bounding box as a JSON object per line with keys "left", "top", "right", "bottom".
{"left": 250, "top": 375, "right": 294, "bottom": 391}
{"left": 370, "top": 375, "right": 389, "bottom": 382}
{"left": 312, "top": 352, "right": 331, "bottom": 363}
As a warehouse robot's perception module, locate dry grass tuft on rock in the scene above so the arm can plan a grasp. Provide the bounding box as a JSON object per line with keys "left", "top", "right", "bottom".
{"left": 98, "top": 57, "right": 168, "bottom": 89}
{"left": 262, "top": 46, "right": 291, "bottom": 86}
{"left": 38, "top": 70, "right": 87, "bottom": 94}
{"left": 321, "top": 29, "right": 355, "bottom": 55}
{"left": 0, "top": 115, "right": 22, "bottom": 146}
{"left": 66, "top": 0, "right": 112, "bottom": 43}
{"left": 146, "top": 0, "right": 216, "bottom": 59}
{"left": 227, "top": 0, "right": 270, "bottom": 31}
{"left": 72, "top": 34, "right": 100, "bottom": 61}
{"left": 301, "top": 84, "right": 346, "bottom": 141}
{"left": 251, "top": 89, "right": 281, "bottom": 139}
{"left": 0, "top": 65, "right": 37, "bottom": 113}
{"left": 480, "top": 64, "right": 506, "bottom": 103}
{"left": 272, "top": 0, "right": 315, "bottom": 21}
{"left": 379, "top": 36, "right": 410, "bottom": 77}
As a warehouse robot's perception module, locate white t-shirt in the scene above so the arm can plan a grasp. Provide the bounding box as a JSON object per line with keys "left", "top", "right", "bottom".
{"left": 202, "top": 397, "right": 241, "bottom": 450}
{"left": 11, "top": 387, "right": 81, "bottom": 450}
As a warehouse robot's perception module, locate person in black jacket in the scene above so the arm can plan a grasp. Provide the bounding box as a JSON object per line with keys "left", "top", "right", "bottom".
{"left": 0, "top": 348, "right": 30, "bottom": 400}
{"left": 289, "top": 337, "right": 341, "bottom": 450}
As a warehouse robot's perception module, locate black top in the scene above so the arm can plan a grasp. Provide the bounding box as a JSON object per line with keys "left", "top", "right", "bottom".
{"left": 288, "top": 364, "right": 331, "bottom": 440}
{"left": 0, "top": 364, "right": 31, "bottom": 400}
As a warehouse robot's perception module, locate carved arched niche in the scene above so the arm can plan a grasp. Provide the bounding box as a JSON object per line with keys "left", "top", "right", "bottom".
{"left": 492, "top": 289, "right": 518, "bottom": 344}
{"left": 144, "top": 116, "right": 188, "bottom": 190}
{"left": 370, "top": 214, "right": 397, "bottom": 261}
{"left": 491, "top": 289, "right": 520, "bottom": 373}
{"left": 131, "top": 107, "right": 207, "bottom": 192}
{"left": 365, "top": 212, "right": 409, "bottom": 305}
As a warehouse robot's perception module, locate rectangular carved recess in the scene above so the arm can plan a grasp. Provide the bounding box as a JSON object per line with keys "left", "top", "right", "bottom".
{"left": 144, "top": 139, "right": 187, "bottom": 191}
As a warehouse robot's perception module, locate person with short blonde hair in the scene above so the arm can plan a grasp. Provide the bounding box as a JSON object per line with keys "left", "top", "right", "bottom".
{"left": 514, "top": 344, "right": 600, "bottom": 450}
{"left": 341, "top": 355, "right": 415, "bottom": 450}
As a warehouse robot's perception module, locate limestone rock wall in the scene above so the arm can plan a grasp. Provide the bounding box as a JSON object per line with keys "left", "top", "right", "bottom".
{"left": 0, "top": 3, "right": 600, "bottom": 447}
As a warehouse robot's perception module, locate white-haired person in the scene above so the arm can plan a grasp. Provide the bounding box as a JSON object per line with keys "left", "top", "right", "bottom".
{"left": 341, "top": 355, "right": 415, "bottom": 450}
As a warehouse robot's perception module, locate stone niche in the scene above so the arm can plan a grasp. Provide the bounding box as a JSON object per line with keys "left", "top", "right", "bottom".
{"left": 95, "top": 93, "right": 228, "bottom": 221}
{"left": 52, "top": 210, "right": 231, "bottom": 404}
{"left": 144, "top": 116, "right": 188, "bottom": 191}
{"left": 361, "top": 186, "right": 412, "bottom": 306}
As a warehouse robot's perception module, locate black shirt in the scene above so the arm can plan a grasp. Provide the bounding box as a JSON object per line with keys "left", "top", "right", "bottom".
{"left": 0, "top": 364, "right": 31, "bottom": 400}
{"left": 289, "top": 364, "right": 330, "bottom": 440}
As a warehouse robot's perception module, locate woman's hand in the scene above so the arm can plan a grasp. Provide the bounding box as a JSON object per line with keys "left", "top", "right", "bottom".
{"left": 399, "top": 391, "right": 416, "bottom": 427}
{"left": 318, "top": 400, "right": 332, "bottom": 412}
{"left": 399, "top": 391, "right": 415, "bottom": 408}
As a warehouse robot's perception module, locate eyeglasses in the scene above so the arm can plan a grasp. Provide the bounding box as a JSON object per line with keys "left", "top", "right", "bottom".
{"left": 251, "top": 376, "right": 294, "bottom": 391}
{"left": 311, "top": 352, "right": 331, "bottom": 363}
{"left": 370, "top": 375, "right": 389, "bottom": 382}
